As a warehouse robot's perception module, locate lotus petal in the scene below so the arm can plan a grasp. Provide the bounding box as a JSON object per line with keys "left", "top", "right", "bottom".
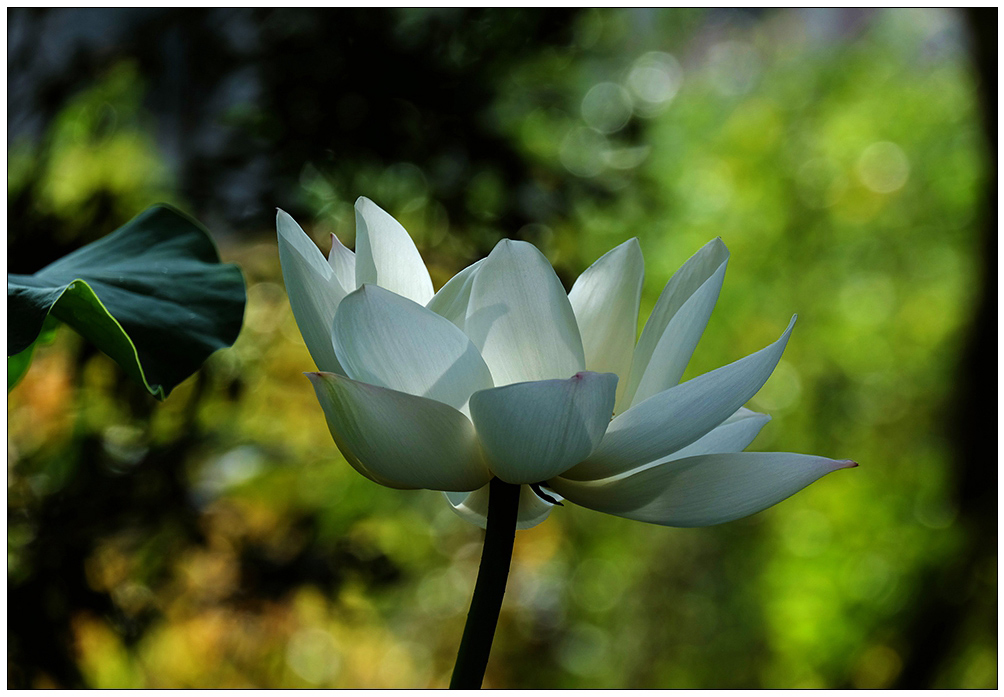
{"left": 327, "top": 232, "right": 356, "bottom": 290}
{"left": 552, "top": 453, "right": 857, "bottom": 527}
{"left": 624, "top": 238, "right": 729, "bottom": 408}
{"left": 565, "top": 317, "right": 795, "bottom": 481}
{"left": 568, "top": 238, "right": 644, "bottom": 413}
{"left": 426, "top": 259, "right": 484, "bottom": 331}
{"left": 353, "top": 197, "right": 434, "bottom": 305}
{"left": 332, "top": 284, "right": 493, "bottom": 412}
{"left": 469, "top": 371, "right": 617, "bottom": 484}
{"left": 307, "top": 372, "right": 491, "bottom": 491}
{"left": 277, "top": 209, "right": 347, "bottom": 374}
{"left": 464, "top": 239, "right": 585, "bottom": 385}
{"left": 444, "top": 485, "right": 555, "bottom": 530}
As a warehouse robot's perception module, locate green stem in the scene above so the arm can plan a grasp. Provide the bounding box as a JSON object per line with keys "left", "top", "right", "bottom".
{"left": 450, "top": 478, "right": 521, "bottom": 689}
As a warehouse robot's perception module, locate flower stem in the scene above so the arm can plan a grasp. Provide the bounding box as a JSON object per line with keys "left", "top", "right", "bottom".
{"left": 449, "top": 478, "right": 521, "bottom": 689}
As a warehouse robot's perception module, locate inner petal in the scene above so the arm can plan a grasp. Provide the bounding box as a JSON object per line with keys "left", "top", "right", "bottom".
{"left": 464, "top": 239, "right": 585, "bottom": 386}
{"left": 332, "top": 284, "right": 493, "bottom": 412}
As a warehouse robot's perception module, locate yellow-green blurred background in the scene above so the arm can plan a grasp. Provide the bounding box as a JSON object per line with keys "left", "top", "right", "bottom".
{"left": 7, "top": 8, "right": 995, "bottom": 689}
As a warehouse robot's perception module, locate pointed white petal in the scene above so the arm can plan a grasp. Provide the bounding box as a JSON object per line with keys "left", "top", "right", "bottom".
{"left": 624, "top": 238, "right": 729, "bottom": 408}
{"left": 464, "top": 239, "right": 585, "bottom": 385}
{"left": 306, "top": 372, "right": 491, "bottom": 491}
{"left": 596, "top": 407, "right": 770, "bottom": 481}
{"left": 426, "top": 258, "right": 484, "bottom": 331}
{"left": 332, "top": 285, "right": 493, "bottom": 412}
{"left": 327, "top": 233, "right": 356, "bottom": 290}
{"left": 564, "top": 317, "right": 796, "bottom": 481}
{"left": 277, "top": 209, "right": 349, "bottom": 374}
{"left": 469, "top": 371, "right": 617, "bottom": 484}
{"left": 660, "top": 407, "right": 771, "bottom": 462}
{"left": 551, "top": 452, "right": 857, "bottom": 527}
{"left": 568, "top": 238, "right": 645, "bottom": 413}
{"left": 353, "top": 197, "right": 434, "bottom": 304}
{"left": 444, "top": 484, "right": 555, "bottom": 530}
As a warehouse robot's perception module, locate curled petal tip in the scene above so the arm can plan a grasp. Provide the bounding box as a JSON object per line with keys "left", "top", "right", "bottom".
{"left": 839, "top": 459, "right": 859, "bottom": 469}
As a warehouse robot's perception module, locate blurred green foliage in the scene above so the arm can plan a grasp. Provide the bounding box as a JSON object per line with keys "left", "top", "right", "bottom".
{"left": 9, "top": 61, "right": 175, "bottom": 227}
{"left": 7, "top": 8, "right": 994, "bottom": 689}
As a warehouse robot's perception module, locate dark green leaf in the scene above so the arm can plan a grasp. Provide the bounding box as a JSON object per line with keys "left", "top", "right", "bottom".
{"left": 7, "top": 315, "right": 59, "bottom": 391}
{"left": 8, "top": 204, "right": 246, "bottom": 400}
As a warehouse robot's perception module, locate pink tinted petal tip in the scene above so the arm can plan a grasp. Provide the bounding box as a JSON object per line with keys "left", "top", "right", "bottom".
{"left": 838, "top": 459, "right": 859, "bottom": 469}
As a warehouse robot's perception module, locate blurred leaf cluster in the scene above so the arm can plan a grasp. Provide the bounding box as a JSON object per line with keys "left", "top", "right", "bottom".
{"left": 6, "top": 8, "right": 994, "bottom": 689}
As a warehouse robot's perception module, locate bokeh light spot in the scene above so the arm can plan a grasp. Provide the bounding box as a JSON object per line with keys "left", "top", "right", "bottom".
{"left": 581, "top": 82, "right": 633, "bottom": 134}
{"left": 627, "top": 51, "right": 683, "bottom": 116}
{"left": 286, "top": 627, "right": 342, "bottom": 685}
{"left": 556, "top": 623, "right": 610, "bottom": 678}
{"left": 857, "top": 141, "right": 910, "bottom": 193}
{"left": 560, "top": 126, "right": 608, "bottom": 177}
{"left": 706, "top": 41, "right": 761, "bottom": 95}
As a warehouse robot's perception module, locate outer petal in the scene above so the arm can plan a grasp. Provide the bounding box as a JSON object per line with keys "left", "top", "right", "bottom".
{"left": 468, "top": 371, "right": 617, "bottom": 484}
{"left": 444, "top": 485, "right": 555, "bottom": 530}
{"left": 426, "top": 258, "right": 484, "bottom": 331}
{"left": 332, "top": 285, "right": 493, "bottom": 412}
{"left": 464, "top": 239, "right": 585, "bottom": 385}
{"left": 550, "top": 453, "right": 857, "bottom": 527}
{"left": 277, "top": 210, "right": 349, "bottom": 374}
{"left": 592, "top": 407, "right": 771, "bottom": 480}
{"left": 624, "top": 238, "right": 729, "bottom": 409}
{"left": 353, "top": 197, "right": 434, "bottom": 305}
{"left": 564, "top": 316, "right": 796, "bottom": 481}
{"left": 327, "top": 232, "right": 356, "bottom": 290}
{"left": 568, "top": 238, "right": 644, "bottom": 413}
{"left": 659, "top": 407, "right": 771, "bottom": 463}
{"left": 306, "top": 372, "right": 492, "bottom": 491}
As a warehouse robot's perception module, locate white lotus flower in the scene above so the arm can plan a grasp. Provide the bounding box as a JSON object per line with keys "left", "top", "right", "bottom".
{"left": 278, "top": 198, "right": 855, "bottom": 531}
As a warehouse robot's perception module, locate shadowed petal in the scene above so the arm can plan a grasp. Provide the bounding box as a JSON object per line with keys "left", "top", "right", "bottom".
{"left": 426, "top": 258, "right": 484, "bottom": 331}
{"left": 307, "top": 372, "right": 491, "bottom": 491}
{"left": 327, "top": 232, "right": 356, "bottom": 290}
{"left": 551, "top": 453, "right": 857, "bottom": 527}
{"left": 469, "top": 371, "right": 617, "bottom": 484}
